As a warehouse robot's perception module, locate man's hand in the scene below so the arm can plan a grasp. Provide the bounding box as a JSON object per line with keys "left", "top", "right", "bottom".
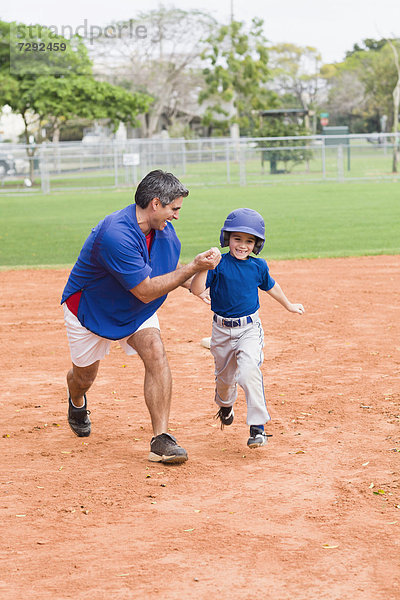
{"left": 193, "top": 247, "right": 221, "bottom": 271}
{"left": 131, "top": 248, "right": 220, "bottom": 304}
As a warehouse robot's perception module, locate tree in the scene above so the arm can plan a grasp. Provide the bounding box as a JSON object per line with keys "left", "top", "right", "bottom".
{"left": 321, "top": 38, "right": 400, "bottom": 135}
{"left": 254, "top": 117, "right": 313, "bottom": 174}
{"left": 89, "top": 8, "right": 216, "bottom": 137}
{"left": 345, "top": 38, "right": 387, "bottom": 58}
{"left": 322, "top": 65, "right": 368, "bottom": 132}
{"left": 200, "top": 18, "right": 278, "bottom": 136}
{"left": 0, "top": 20, "right": 152, "bottom": 180}
{"left": 386, "top": 39, "right": 400, "bottom": 172}
{"left": 268, "top": 43, "right": 322, "bottom": 132}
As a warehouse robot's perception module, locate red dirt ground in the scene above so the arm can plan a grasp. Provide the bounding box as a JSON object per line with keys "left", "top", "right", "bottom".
{"left": 1, "top": 255, "right": 400, "bottom": 600}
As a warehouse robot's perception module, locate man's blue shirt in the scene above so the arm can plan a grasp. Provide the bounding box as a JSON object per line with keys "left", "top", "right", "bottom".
{"left": 206, "top": 252, "right": 275, "bottom": 318}
{"left": 61, "top": 204, "right": 181, "bottom": 339}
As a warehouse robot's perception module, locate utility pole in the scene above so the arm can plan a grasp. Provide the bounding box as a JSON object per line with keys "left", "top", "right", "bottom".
{"left": 229, "top": 0, "right": 240, "bottom": 142}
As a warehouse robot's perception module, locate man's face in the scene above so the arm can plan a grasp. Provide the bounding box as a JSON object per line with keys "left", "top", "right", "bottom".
{"left": 151, "top": 197, "right": 183, "bottom": 230}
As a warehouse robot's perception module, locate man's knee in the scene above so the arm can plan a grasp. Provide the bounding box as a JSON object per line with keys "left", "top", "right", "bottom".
{"left": 131, "top": 329, "right": 166, "bottom": 364}
{"left": 70, "top": 364, "right": 98, "bottom": 390}
{"left": 145, "top": 335, "right": 166, "bottom": 363}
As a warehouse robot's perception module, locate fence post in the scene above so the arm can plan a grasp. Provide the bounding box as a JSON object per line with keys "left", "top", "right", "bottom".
{"left": 226, "top": 140, "right": 231, "bottom": 184}
{"left": 182, "top": 140, "right": 186, "bottom": 175}
{"left": 140, "top": 143, "right": 147, "bottom": 182}
{"left": 40, "top": 147, "right": 50, "bottom": 194}
{"left": 337, "top": 145, "right": 344, "bottom": 182}
{"left": 239, "top": 144, "right": 246, "bottom": 186}
{"left": 322, "top": 139, "right": 326, "bottom": 179}
{"left": 113, "top": 142, "right": 119, "bottom": 188}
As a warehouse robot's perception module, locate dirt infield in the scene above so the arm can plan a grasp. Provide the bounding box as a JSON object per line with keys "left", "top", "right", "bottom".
{"left": 1, "top": 255, "right": 400, "bottom": 600}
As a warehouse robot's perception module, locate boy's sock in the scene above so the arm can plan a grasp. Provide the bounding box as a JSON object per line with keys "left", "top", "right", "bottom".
{"left": 251, "top": 424, "right": 264, "bottom": 432}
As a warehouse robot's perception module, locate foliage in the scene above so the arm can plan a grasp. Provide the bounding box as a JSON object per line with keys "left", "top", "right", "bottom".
{"left": 268, "top": 44, "right": 322, "bottom": 115}
{"left": 254, "top": 117, "right": 313, "bottom": 173}
{"left": 1, "top": 21, "right": 152, "bottom": 133}
{"left": 345, "top": 38, "right": 388, "bottom": 58}
{"left": 322, "top": 38, "right": 400, "bottom": 133}
{"left": 200, "top": 18, "right": 278, "bottom": 134}
{"left": 2, "top": 20, "right": 92, "bottom": 77}
{"left": 0, "top": 20, "right": 152, "bottom": 179}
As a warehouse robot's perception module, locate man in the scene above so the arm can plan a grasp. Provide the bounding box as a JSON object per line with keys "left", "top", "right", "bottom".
{"left": 61, "top": 170, "right": 220, "bottom": 464}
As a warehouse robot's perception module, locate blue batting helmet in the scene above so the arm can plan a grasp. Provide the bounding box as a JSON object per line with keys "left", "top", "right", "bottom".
{"left": 220, "top": 208, "right": 265, "bottom": 255}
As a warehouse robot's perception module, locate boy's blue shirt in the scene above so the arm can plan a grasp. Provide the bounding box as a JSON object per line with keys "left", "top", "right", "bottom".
{"left": 206, "top": 251, "right": 275, "bottom": 318}
{"left": 61, "top": 204, "right": 181, "bottom": 340}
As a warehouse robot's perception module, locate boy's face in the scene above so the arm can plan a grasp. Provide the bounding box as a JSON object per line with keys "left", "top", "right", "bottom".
{"left": 229, "top": 231, "right": 256, "bottom": 260}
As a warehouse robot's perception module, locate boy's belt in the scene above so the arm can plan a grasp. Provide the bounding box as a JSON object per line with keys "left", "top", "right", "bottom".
{"left": 213, "top": 314, "right": 254, "bottom": 328}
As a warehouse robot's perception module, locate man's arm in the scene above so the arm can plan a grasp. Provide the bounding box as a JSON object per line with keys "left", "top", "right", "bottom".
{"left": 266, "top": 282, "right": 305, "bottom": 314}
{"left": 176, "top": 261, "right": 193, "bottom": 290}
{"left": 131, "top": 248, "right": 220, "bottom": 304}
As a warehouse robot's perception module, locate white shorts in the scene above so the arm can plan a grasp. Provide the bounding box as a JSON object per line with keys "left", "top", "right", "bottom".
{"left": 63, "top": 303, "right": 160, "bottom": 368}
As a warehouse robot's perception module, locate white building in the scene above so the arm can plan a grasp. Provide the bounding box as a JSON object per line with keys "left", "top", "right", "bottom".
{"left": 0, "top": 106, "right": 25, "bottom": 143}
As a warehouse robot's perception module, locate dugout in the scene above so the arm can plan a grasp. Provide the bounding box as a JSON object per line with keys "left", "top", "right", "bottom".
{"left": 322, "top": 126, "right": 351, "bottom": 171}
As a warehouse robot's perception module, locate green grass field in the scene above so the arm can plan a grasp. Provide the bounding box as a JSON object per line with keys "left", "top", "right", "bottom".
{"left": 0, "top": 180, "right": 399, "bottom": 268}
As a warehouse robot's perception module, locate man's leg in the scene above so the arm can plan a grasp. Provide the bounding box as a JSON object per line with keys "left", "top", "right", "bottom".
{"left": 67, "top": 361, "right": 100, "bottom": 408}
{"left": 66, "top": 361, "right": 99, "bottom": 437}
{"left": 128, "top": 327, "right": 187, "bottom": 463}
{"left": 127, "top": 328, "right": 171, "bottom": 435}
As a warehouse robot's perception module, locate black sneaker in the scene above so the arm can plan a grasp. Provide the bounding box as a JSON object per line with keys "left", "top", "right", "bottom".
{"left": 68, "top": 395, "right": 91, "bottom": 437}
{"left": 214, "top": 405, "right": 234, "bottom": 429}
{"left": 247, "top": 426, "right": 268, "bottom": 448}
{"left": 148, "top": 433, "right": 188, "bottom": 464}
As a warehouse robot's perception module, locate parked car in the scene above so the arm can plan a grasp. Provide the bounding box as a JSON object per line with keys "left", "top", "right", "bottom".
{"left": 366, "top": 133, "right": 384, "bottom": 145}
{"left": 0, "top": 153, "right": 16, "bottom": 177}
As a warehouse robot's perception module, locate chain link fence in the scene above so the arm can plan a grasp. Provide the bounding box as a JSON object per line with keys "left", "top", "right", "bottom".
{"left": 1, "top": 133, "right": 399, "bottom": 194}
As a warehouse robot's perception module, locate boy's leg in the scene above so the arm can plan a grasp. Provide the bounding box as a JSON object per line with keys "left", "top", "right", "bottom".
{"left": 235, "top": 320, "right": 271, "bottom": 426}
{"left": 210, "top": 324, "right": 238, "bottom": 408}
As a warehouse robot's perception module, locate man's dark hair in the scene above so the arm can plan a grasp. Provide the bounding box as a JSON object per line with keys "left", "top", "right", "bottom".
{"left": 135, "top": 170, "right": 189, "bottom": 208}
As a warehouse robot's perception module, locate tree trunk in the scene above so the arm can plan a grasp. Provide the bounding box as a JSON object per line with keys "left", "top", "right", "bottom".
{"left": 23, "top": 114, "right": 36, "bottom": 184}
{"left": 392, "top": 81, "right": 399, "bottom": 173}
{"left": 387, "top": 40, "right": 400, "bottom": 173}
{"left": 52, "top": 125, "right": 60, "bottom": 143}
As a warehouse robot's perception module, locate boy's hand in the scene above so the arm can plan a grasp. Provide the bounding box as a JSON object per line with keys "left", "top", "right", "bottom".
{"left": 289, "top": 303, "right": 305, "bottom": 315}
{"left": 193, "top": 247, "right": 221, "bottom": 271}
{"left": 198, "top": 289, "right": 211, "bottom": 304}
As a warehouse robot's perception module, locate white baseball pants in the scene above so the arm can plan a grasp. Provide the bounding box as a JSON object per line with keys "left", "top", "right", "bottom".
{"left": 210, "top": 312, "right": 271, "bottom": 426}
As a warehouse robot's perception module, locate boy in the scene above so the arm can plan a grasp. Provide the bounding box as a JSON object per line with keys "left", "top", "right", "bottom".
{"left": 191, "top": 208, "right": 304, "bottom": 448}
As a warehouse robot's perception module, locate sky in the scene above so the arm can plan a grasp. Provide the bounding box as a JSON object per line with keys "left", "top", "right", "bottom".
{"left": 2, "top": 0, "right": 400, "bottom": 64}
